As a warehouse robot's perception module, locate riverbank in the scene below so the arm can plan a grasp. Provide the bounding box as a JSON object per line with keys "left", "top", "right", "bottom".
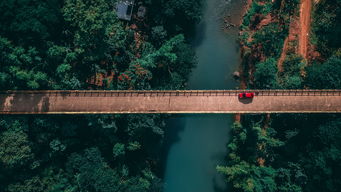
{"left": 234, "top": 0, "right": 252, "bottom": 122}
{"left": 234, "top": 0, "right": 313, "bottom": 121}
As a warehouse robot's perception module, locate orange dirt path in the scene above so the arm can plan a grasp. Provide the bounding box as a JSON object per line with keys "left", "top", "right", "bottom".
{"left": 299, "top": 0, "right": 312, "bottom": 59}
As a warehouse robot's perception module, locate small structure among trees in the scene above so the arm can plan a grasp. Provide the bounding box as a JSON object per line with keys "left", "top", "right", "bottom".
{"left": 137, "top": 5, "right": 146, "bottom": 18}
{"left": 116, "top": 0, "right": 135, "bottom": 21}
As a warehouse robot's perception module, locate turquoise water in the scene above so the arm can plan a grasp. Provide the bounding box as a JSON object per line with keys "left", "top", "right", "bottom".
{"left": 163, "top": 0, "right": 244, "bottom": 192}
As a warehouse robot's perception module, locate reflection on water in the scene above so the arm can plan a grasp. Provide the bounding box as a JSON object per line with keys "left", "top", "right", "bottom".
{"left": 163, "top": 0, "right": 244, "bottom": 192}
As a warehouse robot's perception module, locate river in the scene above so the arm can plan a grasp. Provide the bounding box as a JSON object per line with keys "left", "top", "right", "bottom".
{"left": 163, "top": 0, "right": 245, "bottom": 192}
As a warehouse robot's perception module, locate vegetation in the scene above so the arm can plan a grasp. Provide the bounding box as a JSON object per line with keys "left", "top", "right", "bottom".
{"left": 307, "top": 0, "right": 341, "bottom": 89}
{"left": 254, "top": 58, "right": 278, "bottom": 89}
{"left": 219, "top": 114, "right": 341, "bottom": 192}
{"left": 305, "top": 56, "right": 341, "bottom": 89}
{"left": 0, "top": 0, "right": 203, "bottom": 191}
{"left": 239, "top": 0, "right": 300, "bottom": 88}
{"left": 1, "top": 0, "right": 341, "bottom": 191}
{"left": 311, "top": 0, "right": 341, "bottom": 58}
{"left": 219, "top": 0, "right": 341, "bottom": 192}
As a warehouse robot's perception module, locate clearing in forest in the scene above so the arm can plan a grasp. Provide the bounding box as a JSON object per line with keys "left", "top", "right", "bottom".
{"left": 277, "top": 0, "right": 311, "bottom": 72}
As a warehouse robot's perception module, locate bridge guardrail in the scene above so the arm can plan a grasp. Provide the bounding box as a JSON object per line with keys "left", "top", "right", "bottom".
{"left": 1, "top": 90, "right": 341, "bottom": 97}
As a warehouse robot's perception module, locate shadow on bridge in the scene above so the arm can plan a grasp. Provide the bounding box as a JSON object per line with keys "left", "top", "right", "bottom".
{"left": 0, "top": 92, "right": 49, "bottom": 113}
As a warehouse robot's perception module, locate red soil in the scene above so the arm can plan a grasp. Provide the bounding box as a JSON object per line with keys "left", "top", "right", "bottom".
{"left": 299, "top": 0, "right": 312, "bottom": 60}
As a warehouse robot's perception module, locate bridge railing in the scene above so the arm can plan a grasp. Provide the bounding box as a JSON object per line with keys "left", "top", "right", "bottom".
{"left": 1, "top": 89, "right": 341, "bottom": 97}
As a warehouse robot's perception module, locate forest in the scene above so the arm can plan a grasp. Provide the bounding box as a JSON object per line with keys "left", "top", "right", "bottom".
{"left": 218, "top": 0, "right": 341, "bottom": 191}
{"left": 0, "top": 0, "right": 203, "bottom": 191}
{"left": 1, "top": 0, "right": 341, "bottom": 192}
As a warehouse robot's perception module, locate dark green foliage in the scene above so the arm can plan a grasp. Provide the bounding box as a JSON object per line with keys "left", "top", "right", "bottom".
{"left": 0, "top": 0, "right": 197, "bottom": 90}
{"left": 271, "top": 114, "right": 341, "bottom": 192}
{"left": 278, "top": 54, "right": 304, "bottom": 89}
{"left": 312, "top": 0, "right": 341, "bottom": 57}
{"left": 254, "top": 58, "right": 278, "bottom": 89}
{"left": 225, "top": 0, "right": 341, "bottom": 191}
{"left": 0, "top": 37, "right": 50, "bottom": 89}
{"left": 282, "top": 55, "right": 304, "bottom": 76}
{"left": 66, "top": 148, "right": 124, "bottom": 192}
{"left": 0, "top": 0, "right": 202, "bottom": 191}
{"left": 0, "top": 0, "right": 62, "bottom": 45}
{"left": 274, "top": 0, "right": 300, "bottom": 23}
{"left": 305, "top": 56, "right": 341, "bottom": 89}
{"left": 241, "top": 1, "right": 272, "bottom": 30}
{"left": 240, "top": 0, "right": 298, "bottom": 89}
{"left": 162, "top": 0, "right": 202, "bottom": 22}
{"left": 217, "top": 162, "right": 278, "bottom": 192}
{"left": 217, "top": 121, "right": 302, "bottom": 192}
{"left": 279, "top": 75, "right": 302, "bottom": 89}
{"left": 302, "top": 120, "right": 341, "bottom": 191}
{"left": 7, "top": 176, "right": 50, "bottom": 192}
{"left": 252, "top": 22, "right": 286, "bottom": 58}
{"left": 0, "top": 120, "right": 33, "bottom": 169}
{"left": 66, "top": 147, "right": 162, "bottom": 192}
{"left": 0, "top": 114, "right": 166, "bottom": 192}
{"left": 225, "top": 113, "right": 341, "bottom": 192}
{"left": 145, "top": 0, "right": 203, "bottom": 35}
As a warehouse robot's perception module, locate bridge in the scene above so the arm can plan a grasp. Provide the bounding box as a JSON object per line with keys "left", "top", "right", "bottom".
{"left": 0, "top": 90, "right": 340, "bottom": 114}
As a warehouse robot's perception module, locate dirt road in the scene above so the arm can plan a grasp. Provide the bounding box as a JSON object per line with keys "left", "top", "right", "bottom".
{"left": 299, "top": 0, "right": 312, "bottom": 59}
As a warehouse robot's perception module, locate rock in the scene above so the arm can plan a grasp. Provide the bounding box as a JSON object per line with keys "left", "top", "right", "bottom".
{"left": 224, "top": 22, "right": 236, "bottom": 29}
{"left": 233, "top": 71, "right": 240, "bottom": 79}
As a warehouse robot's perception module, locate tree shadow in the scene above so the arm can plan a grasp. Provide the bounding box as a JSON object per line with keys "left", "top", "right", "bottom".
{"left": 192, "top": 21, "right": 207, "bottom": 48}
{"left": 159, "top": 114, "right": 187, "bottom": 177}
{"left": 41, "top": 96, "right": 50, "bottom": 112}
{"left": 0, "top": 92, "right": 7, "bottom": 111}
{"left": 0, "top": 92, "right": 49, "bottom": 113}
{"left": 213, "top": 176, "right": 229, "bottom": 192}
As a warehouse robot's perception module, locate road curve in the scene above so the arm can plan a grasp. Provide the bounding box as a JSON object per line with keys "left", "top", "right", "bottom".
{"left": 0, "top": 90, "right": 341, "bottom": 114}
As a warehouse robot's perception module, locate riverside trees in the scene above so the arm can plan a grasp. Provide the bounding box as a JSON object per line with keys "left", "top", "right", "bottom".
{"left": 219, "top": 0, "right": 341, "bottom": 191}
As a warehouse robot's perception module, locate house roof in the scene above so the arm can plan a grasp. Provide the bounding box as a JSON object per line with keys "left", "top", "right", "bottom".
{"left": 116, "top": 0, "right": 135, "bottom": 21}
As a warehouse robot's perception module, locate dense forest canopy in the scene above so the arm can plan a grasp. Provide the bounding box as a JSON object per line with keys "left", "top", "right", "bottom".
{"left": 0, "top": 0, "right": 203, "bottom": 191}
{"left": 0, "top": 0, "right": 204, "bottom": 90}
{"left": 1, "top": 0, "right": 341, "bottom": 192}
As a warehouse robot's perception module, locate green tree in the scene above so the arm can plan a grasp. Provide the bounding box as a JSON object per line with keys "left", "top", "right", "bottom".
{"left": 252, "top": 23, "right": 286, "bottom": 58}
{"left": 254, "top": 58, "right": 278, "bottom": 88}
{"left": 305, "top": 56, "right": 341, "bottom": 89}
{"left": 0, "top": 121, "right": 33, "bottom": 168}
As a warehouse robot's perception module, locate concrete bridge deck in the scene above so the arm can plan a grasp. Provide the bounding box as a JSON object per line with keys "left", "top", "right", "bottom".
{"left": 0, "top": 90, "right": 340, "bottom": 114}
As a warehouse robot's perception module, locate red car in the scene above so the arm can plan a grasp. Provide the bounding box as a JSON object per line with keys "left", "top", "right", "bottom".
{"left": 238, "top": 92, "right": 255, "bottom": 99}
